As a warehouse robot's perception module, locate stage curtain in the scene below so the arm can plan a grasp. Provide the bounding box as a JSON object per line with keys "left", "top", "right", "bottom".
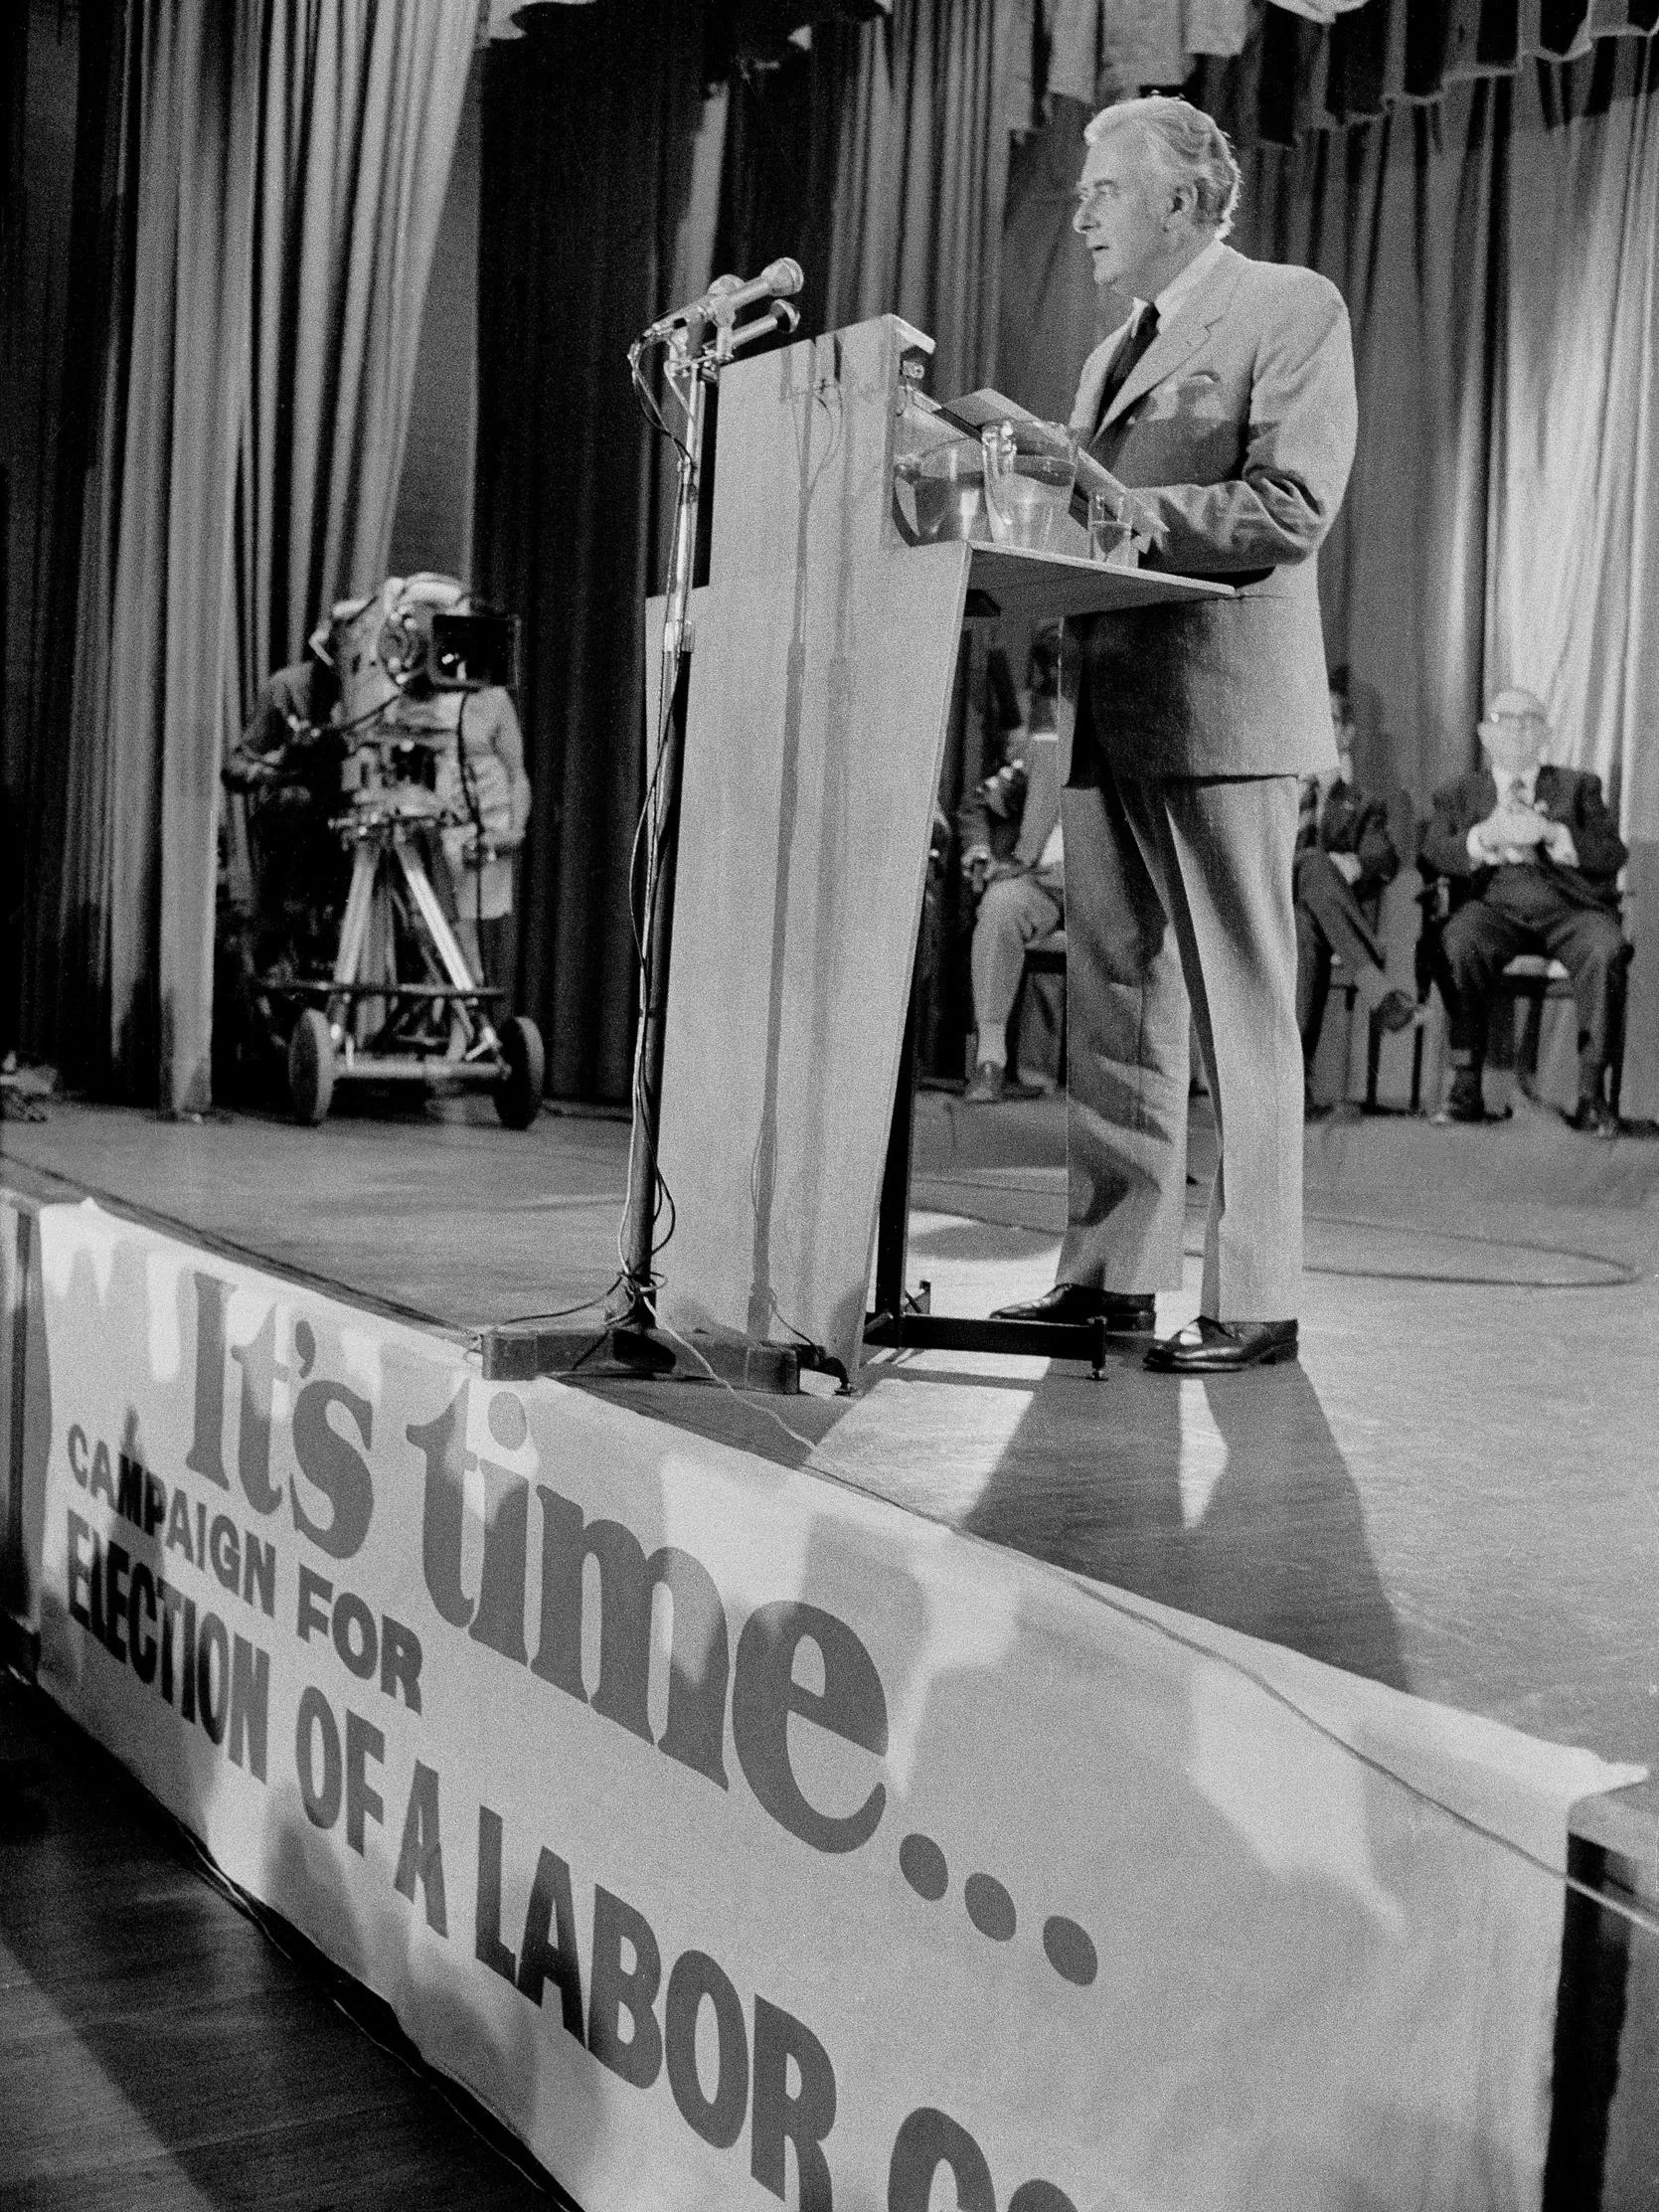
{"left": 1233, "top": 90, "right": 1505, "bottom": 808}
{"left": 45, "top": 0, "right": 474, "bottom": 1113}
{"left": 1236, "top": 46, "right": 1659, "bottom": 1110}
{"left": 1486, "top": 44, "right": 1659, "bottom": 1113}
{"left": 233, "top": 0, "right": 477, "bottom": 719}
{"left": 4, "top": 1, "right": 119, "bottom": 1068}
{"left": 1008, "top": 47, "right": 1659, "bottom": 1108}
{"left": 1487, "top": 46, "right": 1659, "bottom": 829}
{"left": 710, "top": 1, "right": 1021, "bottom": 1085}
{"left": 473, "top": 7, "right": 716, "bottom": 1103}
{"left": 816, "top": 0, "right": 1020, "bottom": 401}
{"left": 999, "top": 94, "right": 1113, "bottom": 425}
{"left": 54, "top": 0, "right": 261, "bottom": 1111}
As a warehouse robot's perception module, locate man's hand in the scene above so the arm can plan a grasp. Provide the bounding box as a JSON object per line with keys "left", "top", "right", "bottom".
{"left": 1471, "top": 802, "right": 1550, "bottom": 863}
{"left": 980, "top": 761, "right": 1027, "bottom": 819}
{"left": 962, "top": 844, "right": 992, "bottom": 896}
{"left": 1330, "top": 851, "right": 1363, "bottom": 886}
{"left": 460, "top": 829, "right": 525, "bottom": 868}
{"left": 1540, "top": 817, "right": 1577, "bottom": 867}
{"left": 1495, "top": 804, "right": 1549, "bottom": 848}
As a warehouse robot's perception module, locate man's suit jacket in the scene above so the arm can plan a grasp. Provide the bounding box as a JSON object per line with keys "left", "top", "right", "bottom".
{"left": 958, "top": 725, "right": 1065, "bottom": 892}
{"left": 1298, "top": 778, "right": 1399, "bottom": 892}
{"left": 1061, "top": 243, "right": 1357, "bottom": 783}
{"left": 1419, "top": 765, "right": 1627, "bottom": 914}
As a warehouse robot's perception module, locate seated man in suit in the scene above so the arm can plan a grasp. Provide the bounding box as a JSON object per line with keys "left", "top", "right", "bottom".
{"left": 1295, "top": 665, "right": 1414, "bottom": 1098}
{"left": 961, "top": 631, "right": 1065, "bottom": 1102}
{"left": 1419, "top": 688, "right": 1627, "bottom": 1134}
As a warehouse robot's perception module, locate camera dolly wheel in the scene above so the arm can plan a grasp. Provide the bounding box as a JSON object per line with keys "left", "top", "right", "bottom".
{"left": 288, "top": 1008, "right": 336, "bottom": 1125}
{"left": 494, "top": 1014, "right": 545, "bottom": 1129}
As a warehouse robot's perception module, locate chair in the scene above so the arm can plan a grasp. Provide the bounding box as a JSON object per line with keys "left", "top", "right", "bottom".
{"left": 1302, "top": 877, "right": 1391, "bottom": 1111}
{"left": 1320, "top": 953, "right": 1389, "bottom": 1110}
{"left": 1020, "top": 928, "right": 1068, "bottom": 1083}
{"left": 1409, "top": 875, "right": 1633, "bottom": 1113}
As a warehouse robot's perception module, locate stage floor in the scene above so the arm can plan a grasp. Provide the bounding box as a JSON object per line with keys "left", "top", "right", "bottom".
{"left": 0, "top": 1676, "right": 565, "bottom": 2211}
{"left": 4, "top": 1089, "right": 1657, "bottom": 1790}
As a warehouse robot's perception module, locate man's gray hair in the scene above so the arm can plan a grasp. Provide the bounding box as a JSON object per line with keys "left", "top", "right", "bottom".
{"left": 1084, "top": 95, "right": 1242, "bottom": 239}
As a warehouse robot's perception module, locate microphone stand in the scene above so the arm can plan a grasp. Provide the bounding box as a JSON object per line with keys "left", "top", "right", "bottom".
{"left": 477, "top": 294, "right": 826, "bottom": 1393}
{"left": 619, "top": 304, "right": 794, "bottom": 1338}
{"left": 617, "top": 319, "right": 709, "bottom": 1330}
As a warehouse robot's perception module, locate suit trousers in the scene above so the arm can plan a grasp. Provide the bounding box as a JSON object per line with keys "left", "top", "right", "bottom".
{"left": 970, "top": 871, "right": 1065, "bottom": 1033}
{"left": 1059, "top": 766, "right": 1303, "bottom": 1320}
{"left": 1439, "top": 869, "right": 1624, "bottom": 1084}
{"left": 1293, "top": 848, "right": 1386, "bottom": 1052}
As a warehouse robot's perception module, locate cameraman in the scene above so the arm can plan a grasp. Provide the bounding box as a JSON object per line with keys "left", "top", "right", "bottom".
{"left": 435, "top": 684, "right": 531, "bottom": 985}
{"left": 223, "top": 638, "right": 346, "bottom": 971}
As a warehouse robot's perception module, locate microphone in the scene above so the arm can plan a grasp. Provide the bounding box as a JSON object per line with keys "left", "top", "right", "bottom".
{"left": 639, "top": 258, "right": 804, "bottom": 345}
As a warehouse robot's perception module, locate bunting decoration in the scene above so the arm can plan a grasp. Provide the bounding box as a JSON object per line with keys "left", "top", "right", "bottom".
{"left": 1014, "top": 0, "right": 1659, "bottom": 142}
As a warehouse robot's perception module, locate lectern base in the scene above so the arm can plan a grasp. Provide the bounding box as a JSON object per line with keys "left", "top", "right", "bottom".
{"left": 862, "top": 1306, "right": 1108, "bottom": 1379}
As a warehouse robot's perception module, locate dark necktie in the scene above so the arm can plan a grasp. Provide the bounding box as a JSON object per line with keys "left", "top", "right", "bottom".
{"left": 1094, "top": 304, "right": 1159, "bottom": 432}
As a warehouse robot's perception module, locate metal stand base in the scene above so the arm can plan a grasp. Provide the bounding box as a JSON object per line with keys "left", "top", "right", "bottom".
{"left": 864, "top": 955, "right": 1107, "bottom": 1381}
{"left": 478, "top": 1319, "right": 846, "bottom": 1395}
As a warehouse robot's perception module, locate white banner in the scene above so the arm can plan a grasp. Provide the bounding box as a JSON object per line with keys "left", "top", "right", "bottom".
{"left": 30, "top": 1198, "right": 1639, "bottom": 2212}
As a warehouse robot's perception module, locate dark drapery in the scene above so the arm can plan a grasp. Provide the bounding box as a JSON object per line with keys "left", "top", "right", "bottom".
{"left": 53, "top": 0, "right": 260, "bottom": 1111}
{"left": 473, "top": 5, "right": 714, "bottom": 1104}
{"left": 999, "top": 93, "right": 1112, "bottom": 425}
{"left": 234, "top": 1, "right": 477, "bottom": 714}
{"left": 481, "top": 0, "right": 1017, "bottom": 1102}
{"left": 1237, "top": 47, "right": 1659, "bottom": 1113}
{"left": 720, "top": 0, "right": 1017, "bottom": 403}
{"left": 5, "top": 0, "right": 119, "bottom": 1068}
{"left": 19, "top": 0, "right": 474, "bottom": 1112}
{"left": 817, "top": 0, "right": 1018, "bottom": 401}
{"left": 1233, "top": 91, "right": 1506, "bottom": 811}
{"left": 1002, "top": 40, "right": 1659, "bottom": 1112}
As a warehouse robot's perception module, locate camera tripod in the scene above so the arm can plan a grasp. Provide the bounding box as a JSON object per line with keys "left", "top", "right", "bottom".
{"left": 275, "top": 780, "right": 542, "bottom": 1129}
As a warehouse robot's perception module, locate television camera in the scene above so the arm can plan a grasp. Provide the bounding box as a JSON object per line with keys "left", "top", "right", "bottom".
{"left": 250, "top": 574, "right": 543, "bottom": 1128}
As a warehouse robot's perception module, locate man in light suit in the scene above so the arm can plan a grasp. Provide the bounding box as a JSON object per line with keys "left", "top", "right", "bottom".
{"left": 994, "top": 95, "right": 1357, "bottom": 1373}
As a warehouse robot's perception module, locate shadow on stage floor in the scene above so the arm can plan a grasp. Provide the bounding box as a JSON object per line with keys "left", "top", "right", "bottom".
{"left": 960, "top": 1356, "right": 1410, "bottom": 1691}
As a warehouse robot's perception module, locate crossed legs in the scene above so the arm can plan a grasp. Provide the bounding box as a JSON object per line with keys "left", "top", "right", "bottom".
{"left": 969, "top": 872, "right": 1064, "bottom": 1069}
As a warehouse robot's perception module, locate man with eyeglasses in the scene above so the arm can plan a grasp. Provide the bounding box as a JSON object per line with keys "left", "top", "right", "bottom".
{"left": 1420, "top": 689, "right": 1627, "bottom": 1134}
{"left": 993, "top": 94, "right": 1357, "bottom": 1373}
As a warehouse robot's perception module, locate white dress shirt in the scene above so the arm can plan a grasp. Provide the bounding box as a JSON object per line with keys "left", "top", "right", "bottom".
{"left": 1148, "top": 231, "right": 1230, "bottom": 330}
{"left": 1071, "top": 232, "right": 1231, "bottom": 438}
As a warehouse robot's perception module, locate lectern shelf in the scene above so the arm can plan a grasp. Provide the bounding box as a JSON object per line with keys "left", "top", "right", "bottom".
{"left": 644, "top": 315, "right": 1229, "bottom": 1378}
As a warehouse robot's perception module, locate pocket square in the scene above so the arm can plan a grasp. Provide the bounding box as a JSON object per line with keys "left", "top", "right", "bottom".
{"left": 1141, "top": 375, "right": 1225, "bottom": 421}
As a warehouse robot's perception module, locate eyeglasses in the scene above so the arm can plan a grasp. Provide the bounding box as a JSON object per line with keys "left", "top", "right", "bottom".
{"left": 1074, "top": 180, "right": 1120, "bottom": 218}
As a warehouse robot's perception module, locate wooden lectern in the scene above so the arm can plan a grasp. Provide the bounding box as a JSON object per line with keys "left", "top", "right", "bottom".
{"left": 646, "top": 314, "right": 1226, "bottom": 1383}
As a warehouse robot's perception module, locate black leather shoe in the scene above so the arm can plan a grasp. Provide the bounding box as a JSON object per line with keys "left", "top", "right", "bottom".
{"left": 991, "top": 1283, "right": 1155, "bottom": 1335}
{"left": 1433, "top": 1069, "right": 1486, "bottom": 1124}
{"left": 1569, "top": 1095, "right": 1620, "bottom": 1139}
{"left": 1143, "top": 1316, "right": 1298, "bottom": 1373}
